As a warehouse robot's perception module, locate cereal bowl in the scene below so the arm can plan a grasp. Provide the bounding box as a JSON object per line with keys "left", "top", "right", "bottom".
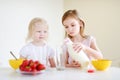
{"left": 9, "top": 59, "right": 24, "bottom": 70}
{"left": 91, "top": 59, "right": 112, "bottom": 71}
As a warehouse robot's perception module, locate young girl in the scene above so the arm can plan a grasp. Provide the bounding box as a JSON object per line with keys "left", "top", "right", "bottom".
{"left": 62, "top": 9, "right": 103, "bottom": 68}
{"left": 19, "top": 17, "right": 55, "bottom": 67}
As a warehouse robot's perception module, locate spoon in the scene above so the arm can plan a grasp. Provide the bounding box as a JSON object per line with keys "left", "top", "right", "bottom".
{"left": 10, "top": 51, "right": 18, "bottom": 60}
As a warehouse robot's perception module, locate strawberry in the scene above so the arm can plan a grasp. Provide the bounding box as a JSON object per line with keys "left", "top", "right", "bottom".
{"left": 34, "top": 61, "right": 40, "bottom": 65}
{"left": 19, "top": 59, "right": 45, "bottom": 73}
{"left": 31, "top": 63, "right": 37, "bottom": 70}
{"left": 37, "top": 64, "right": 45, "bottom": 71}
{"left": 22, "top": 59, "right": 29, "bottom": 67}
{"left": 87, "top": 69, "right": 94, "bottom": 73}
{"left": 24, "top": 66, "right": 32, "bottom": 72}
{"left": 19, "top": 65, "right": 25, "bottom": 71}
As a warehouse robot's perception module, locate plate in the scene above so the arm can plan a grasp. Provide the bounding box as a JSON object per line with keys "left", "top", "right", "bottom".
{"left": 16, "top": 69, "right": 45, "bottom": 75}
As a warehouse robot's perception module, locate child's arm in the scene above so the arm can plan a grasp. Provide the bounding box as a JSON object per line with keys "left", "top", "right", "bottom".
{"left": 49, "top": 58, "right": 56, "bottom": 67}
{"left": 72, "top": 37, "right": 103, "bottom": 59}
{"left": 84, "top": 38, "right": 103, "bottom": 59}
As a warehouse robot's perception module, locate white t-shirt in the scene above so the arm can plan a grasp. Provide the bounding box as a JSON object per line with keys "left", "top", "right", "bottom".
{"left": 62, "top": 36, "right": 96, "bottom": 64}
{"left": 19, "top": 42, "right": 55, "bottom": 66}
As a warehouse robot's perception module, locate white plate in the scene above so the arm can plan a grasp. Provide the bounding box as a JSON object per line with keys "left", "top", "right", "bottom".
{"left": 16, "top": 69, "right": 45, "bottom": 75}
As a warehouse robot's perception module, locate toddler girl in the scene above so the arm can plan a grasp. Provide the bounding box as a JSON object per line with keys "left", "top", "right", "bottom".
{"left": 19, "top": 17, "right": 55, "bottom": 67}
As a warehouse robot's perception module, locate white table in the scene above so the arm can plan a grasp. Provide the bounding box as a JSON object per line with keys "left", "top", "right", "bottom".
{"left": 0, "top": 67, "right": 120, "bottom": 80}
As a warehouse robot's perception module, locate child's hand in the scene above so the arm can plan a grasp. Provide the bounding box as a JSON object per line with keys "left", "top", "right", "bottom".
{"left": 70, "top": 60, "right": 81, "bottom": 68}
{"left": 73, "top": 43, "right": 85, "bottom": 53}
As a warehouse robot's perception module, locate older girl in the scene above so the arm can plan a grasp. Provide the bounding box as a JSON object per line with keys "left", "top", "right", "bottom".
{"left": 62, "top": 10, "right": 103, "bottom": 68}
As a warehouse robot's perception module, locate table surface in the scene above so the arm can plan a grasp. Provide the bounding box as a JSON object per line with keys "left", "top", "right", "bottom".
{"left": 0, "top": 67, "right": 120, "bottom": 80}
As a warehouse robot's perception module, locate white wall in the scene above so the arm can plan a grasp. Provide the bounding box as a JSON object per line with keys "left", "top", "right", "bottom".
{"left": 64, "top": 0, "right": 120, "bottom": 67}
{"left": 0, "top": 0, "right": 64, "bottom": 67}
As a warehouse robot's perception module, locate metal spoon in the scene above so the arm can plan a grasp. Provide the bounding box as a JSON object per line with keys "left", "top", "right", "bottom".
{"left": 10, "top": 51, "right": 18, "bottom": 60}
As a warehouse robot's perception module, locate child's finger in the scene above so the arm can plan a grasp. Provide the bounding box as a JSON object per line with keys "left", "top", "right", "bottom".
{"left": 73, "top": 45, "right": 82, "bottom": 53}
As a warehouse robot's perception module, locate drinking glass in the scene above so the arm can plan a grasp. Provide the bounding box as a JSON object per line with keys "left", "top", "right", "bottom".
{"left": 55, "top": 47, "right": 66, "bottom": 71}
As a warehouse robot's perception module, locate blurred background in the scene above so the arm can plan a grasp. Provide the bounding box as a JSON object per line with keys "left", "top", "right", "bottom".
{"left": 0, "top": 0, "right": 120, "bottom": 67}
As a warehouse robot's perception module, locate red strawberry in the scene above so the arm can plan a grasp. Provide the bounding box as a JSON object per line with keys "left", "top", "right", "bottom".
{"left": 19, "top": 65, "right": 25, "bottom": 71}
{"left": 34, "top": 61, "right": 40, "bottom": 65}
{"left": 87, "top": 69, "right": 94, "bottom": 73}
{"left": 22, "top": 59, "right": 29, "bottom": 67}
{"left": 31, "top": 63, "right": 37, "bottom": 70}
{"left": 37, "top": 64, "right": 45, "bottom": 71}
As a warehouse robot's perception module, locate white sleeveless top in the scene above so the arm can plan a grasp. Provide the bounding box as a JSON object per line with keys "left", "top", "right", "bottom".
{"left": 19, "top": 42, "right": 55, "bottom": 66}
{"left": 62, "top": 36, "right": 95, "bottom": 64}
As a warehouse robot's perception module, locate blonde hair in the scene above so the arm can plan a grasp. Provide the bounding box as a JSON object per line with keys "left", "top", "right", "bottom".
{"left": 26, "top": 17, "right": 48, "bottom": 42}
{"left": 62, "top": 9, "right": 87, "bottom": 38}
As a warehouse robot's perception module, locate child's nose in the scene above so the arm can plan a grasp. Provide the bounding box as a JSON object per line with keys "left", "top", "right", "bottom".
{"left": 68, "top": 27, "right": 73, "bottom": 32}
{"left": 40, "top": 32, "right": 44, "bottom": 35}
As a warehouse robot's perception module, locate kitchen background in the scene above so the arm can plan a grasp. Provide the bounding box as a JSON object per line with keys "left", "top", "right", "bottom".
{"left": 0, "top": 0, "right": 120, "bottom": 67}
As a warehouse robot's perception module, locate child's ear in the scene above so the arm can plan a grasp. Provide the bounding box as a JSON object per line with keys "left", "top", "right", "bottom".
{"left": 80, "top": 21, "right": 83, "bottom": 28}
